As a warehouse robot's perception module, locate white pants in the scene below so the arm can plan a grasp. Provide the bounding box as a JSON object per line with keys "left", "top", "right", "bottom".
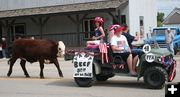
{"left": 167, "top": 43, "right": 174, "bottom": 56}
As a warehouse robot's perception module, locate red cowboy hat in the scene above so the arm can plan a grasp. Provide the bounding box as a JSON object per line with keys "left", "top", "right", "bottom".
{"left": 94, "top": 17, "right": 104, "bottom": 25}
{"left": 109, "top": 24, "right": 124, "bottom": 33}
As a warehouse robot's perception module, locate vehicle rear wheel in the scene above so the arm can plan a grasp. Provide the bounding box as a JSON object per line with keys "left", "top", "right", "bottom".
{"left": 74, "top": 77, "right": 94, "bottom": 87}
{"left": 96, "top": 75, "right": 109, "bottom": 81}
{"left": 74, "top": 63, "right": 95, "bottom": 87}
{"left": 144, "top": 66, "right": 167, "bottom": 89}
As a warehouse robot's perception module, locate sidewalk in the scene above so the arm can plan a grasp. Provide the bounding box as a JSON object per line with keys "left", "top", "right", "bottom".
{"left": 0, "top": 58, "right": 9, "bottom": 62}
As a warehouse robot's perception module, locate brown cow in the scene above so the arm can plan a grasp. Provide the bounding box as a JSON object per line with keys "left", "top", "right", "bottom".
{"left": 7, "top": 39, "right": 64, "bottom": 78}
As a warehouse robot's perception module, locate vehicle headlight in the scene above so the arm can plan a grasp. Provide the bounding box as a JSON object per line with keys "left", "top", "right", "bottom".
{"left": 157, "top": 57, "right": 162, "bottom": 62}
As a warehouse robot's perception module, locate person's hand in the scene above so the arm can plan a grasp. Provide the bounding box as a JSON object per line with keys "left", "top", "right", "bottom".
{"left": 135, "top": 32, "right": 140, "bottom": 41}
{"left": 92, "top": 36, "right": 97, "bottom": 40}
{"left": 118, "top": 47, "right": 124, "bottom": 51}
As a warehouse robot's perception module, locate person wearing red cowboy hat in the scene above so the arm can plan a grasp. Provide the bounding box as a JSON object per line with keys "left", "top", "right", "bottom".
{"left": 110, "top": 25, "right": 137, "bottom": 76}
{"left": 87, "top": 17, "right": 105, "bottom": 45}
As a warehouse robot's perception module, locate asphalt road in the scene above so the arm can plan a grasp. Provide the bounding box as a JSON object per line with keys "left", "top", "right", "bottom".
{"left": 0, "top": 57, "right": 179, "bottom": 97}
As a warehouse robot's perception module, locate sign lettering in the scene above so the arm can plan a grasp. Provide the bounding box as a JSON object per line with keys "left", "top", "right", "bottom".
{"left": 73, "top": 52, "right": 94, "bottom": 78}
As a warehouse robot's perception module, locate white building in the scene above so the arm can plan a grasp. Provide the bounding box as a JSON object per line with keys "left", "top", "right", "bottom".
{"left": 0, "top": 0, "right": 157, "bottom": 47}
{"left": 163, "top": 8, "right": 180, "bottom": 29}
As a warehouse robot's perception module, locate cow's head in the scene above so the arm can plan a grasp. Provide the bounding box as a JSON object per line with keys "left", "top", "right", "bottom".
{"left": 57, "top": 41, "right": 65, "bottom": 57}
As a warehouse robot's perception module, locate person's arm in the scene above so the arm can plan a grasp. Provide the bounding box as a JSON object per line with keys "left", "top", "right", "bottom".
{"left": 126, "top": 33, "right": 136, "bottom": 42}
{"left": 131, "top": 34, "right": 140, "bottom": 41}
{"left": 95, "top": 27, "right": 105, "bottom": 39}
{"left": 124, "top": 37, "right": 131, "bottom": 53}
{"left": 111, "top": 45, "right": 124, "bottom": 51}
{"left": 134, "top": 32, "right": 140, "bottom": 41}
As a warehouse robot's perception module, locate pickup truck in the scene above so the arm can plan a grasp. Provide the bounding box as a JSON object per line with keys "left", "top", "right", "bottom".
{"left": 146, "top": 27, "right": 180, "bottom": 54}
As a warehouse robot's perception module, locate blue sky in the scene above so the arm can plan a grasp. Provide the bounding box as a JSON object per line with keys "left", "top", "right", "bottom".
{"left": 157, "top": 0, "right": 180, "bottom": 17}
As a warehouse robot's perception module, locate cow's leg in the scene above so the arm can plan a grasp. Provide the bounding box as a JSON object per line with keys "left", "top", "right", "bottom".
{"left": 7, "top": 58, "right": 17, "bottom": 77}
{"left": 20, "top": 59, "right": 30, "bottom": 77}
{"left": 39, "top": 60, "right": 45, "bottom": 78}
{"left": 53, "top": 58, "right": 63, "bottom": 77}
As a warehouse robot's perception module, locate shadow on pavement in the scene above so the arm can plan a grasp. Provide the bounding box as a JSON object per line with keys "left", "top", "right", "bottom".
{"left": 46, "top": 78, "right": 148, "bottom": 89}
{"left": 94, "top": 79, "right": 147, "bottom": 89}
{"left": 46, "top": 78, "right": 77, "bottom": 87}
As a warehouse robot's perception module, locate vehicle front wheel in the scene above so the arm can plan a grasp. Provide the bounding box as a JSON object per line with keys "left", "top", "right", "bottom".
{"left": 144, "top": 66, "right": 167, "bottom": 89}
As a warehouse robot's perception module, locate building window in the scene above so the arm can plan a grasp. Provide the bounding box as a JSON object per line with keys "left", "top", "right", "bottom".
{"left": 121, "top": 15, "right": 126, "bottom": 24}
{"left": 0, "top": 24, "right": 2, "bottom": 38}
{"left": 139, "top": 16, "right": 144, "bottom": 38}
{"left": 11, "top": 23, "right": 26, "bottom": 41}
{"left": 113, "top": 15, "right": 126, "bottom": 24}
{"left": 83, "top": 19, "right": 95, "bottom": 38}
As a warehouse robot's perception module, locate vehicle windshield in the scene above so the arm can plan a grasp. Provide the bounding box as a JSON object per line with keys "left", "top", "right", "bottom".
{"left": 152, "top": 29, "right": 176, "bottom": 36}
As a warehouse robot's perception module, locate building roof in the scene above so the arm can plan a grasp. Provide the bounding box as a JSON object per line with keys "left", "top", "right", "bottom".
{"left": 0, "top": 0, "right": 128, "bottom": 19}
{"left": 163, "top": 7, "right": 180, "bottom": 24}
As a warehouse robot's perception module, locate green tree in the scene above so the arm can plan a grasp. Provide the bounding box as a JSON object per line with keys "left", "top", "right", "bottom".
{"left": 157, "top": 12, "right": 165, "bottom": 27}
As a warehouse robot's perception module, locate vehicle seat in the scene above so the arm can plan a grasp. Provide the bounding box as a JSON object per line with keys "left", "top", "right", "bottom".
{"left": 107, "top": 44, "right": 114, "bottom": 62}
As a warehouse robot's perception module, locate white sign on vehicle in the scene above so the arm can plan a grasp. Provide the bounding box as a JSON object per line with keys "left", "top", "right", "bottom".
{"left": 143, "top": 44, "right": 151, "bottom": 54}
{"left": 145, "top": 53, "right": 155, "bottom": 63}
{"left": 73, "top": 52, "right": 94, "bottom": 78}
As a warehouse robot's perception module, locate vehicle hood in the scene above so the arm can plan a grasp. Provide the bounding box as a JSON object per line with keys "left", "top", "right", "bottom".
{"left": 154, "top": 36, "right": 165, "bottom": 41}
{"left": 145, "top": 36, "right": 165, "bottom": 43}
{"left": 150, "top": 48, "right": 171, "bottom": 56}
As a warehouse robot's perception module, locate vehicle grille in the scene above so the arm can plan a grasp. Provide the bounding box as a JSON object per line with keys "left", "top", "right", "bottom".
{"left": 157, "top": 41, "right": 166, "bottom": 48}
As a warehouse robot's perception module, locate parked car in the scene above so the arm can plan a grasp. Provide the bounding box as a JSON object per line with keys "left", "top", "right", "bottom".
{"left": 146, "top": 27, "right": 180, "bottom": 54}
